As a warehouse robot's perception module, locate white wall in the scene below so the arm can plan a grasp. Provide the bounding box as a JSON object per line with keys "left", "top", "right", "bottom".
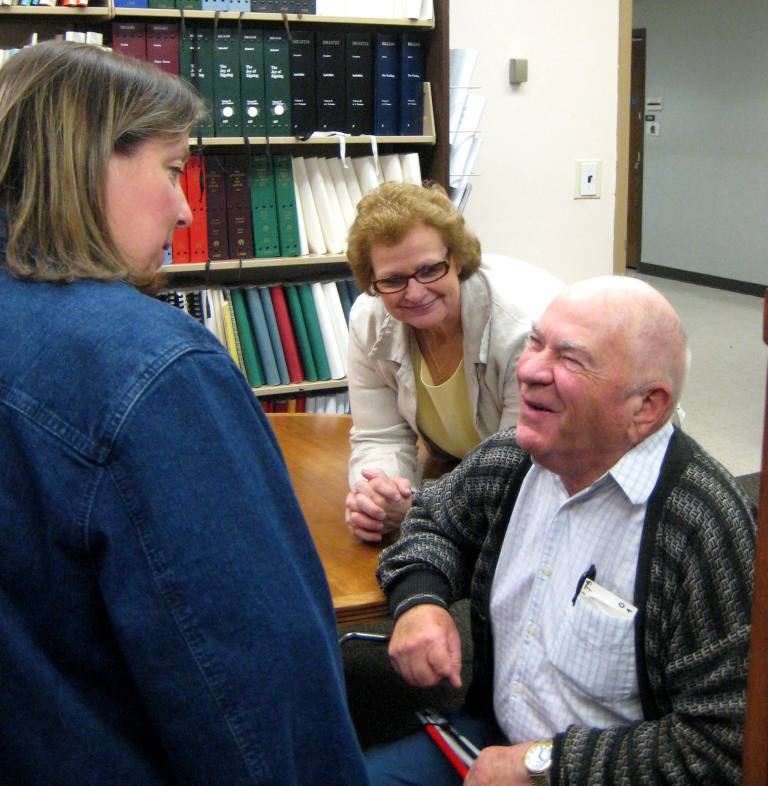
{"left": 634, "top": 0, "right": 768, "bottom": 286}
{"left": 449, "top": 1, "right": 622, "bottom": 283}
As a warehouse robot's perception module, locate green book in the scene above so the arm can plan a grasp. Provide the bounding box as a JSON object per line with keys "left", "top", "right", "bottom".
{"left": 230, "top": 287, "right": 265, "bottom": 387}
{"left": 273, "top": 155, "right": 301, "bottom": 258}
{"left": 263, "top": 30, "right": 292, "bottom": 136}
{"left": 248, "top": 155, "right": 280, "bottom": 258}
{"left": 176, "top": 0, "right": 201, "bottom": 8}
{"left": 213, "top": 23, "right": 242, "bottom": 137}
{"left": 297, "top": 283, "right": 331, "bottom": 381}
{"left": 179, "top": 23, "right": 214, "bottom": 137}
{"left": 148, "top": 0, "right": 174, "bottom": 7}
{"left": 240, "top": 27, "right": 267, "bottom": 137}
{"left": 285, "top": 285, "right": 318, "bottom": 382}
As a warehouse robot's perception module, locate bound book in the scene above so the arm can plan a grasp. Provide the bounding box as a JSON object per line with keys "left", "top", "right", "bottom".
{"left": 346, "top": 31, "right": 373, "bottom": 135}
{"left": 270, "top": 286, "right": 305, "bottom": 383}
{"left": 186, "top": 154, "right": 209, "bottom": 263}
{"left": 297, "top": 283, "right": 331, "bottom": 380}
{"left": 248, "top": 154, "right": 280, "bottom": 258}
{"left": 213, "top": 24, "right": 242, "bottom": 137}
{"left": 316, "top": 30, "right": 346, "bottom": 132}
{"left": 259, "top": 287, "right": 291, "bottom": 385}
{"left": 311, "top": 281, "right": 345, "bottom": 379}
{"left": 111, "top": 22, "right": 146, "bottom": 61}
{"left": 264, "top": 31, "right": 292, "bottom": 137}
{"left": 273, "top": 155, "right": 301, "bottom": 258}
{"left": 241, "top": 27, "right": 267, "bottom": 137}
{"left": 398, "top": 32, "right": 424, "bottom": 135}
{"left": 179, "top": 23, "right": 214, "bottom": 137}
{"left": 223, "top": 155, "right": 254, "bottom": 259}
{"left": 290, "top": 30, "right": 316, "bottom": 138}
{"left": 292, "top": 157, "right": 326, "bottom": 255}
{"left": 230, "top": 288, "right": 266, "bottom": 387}
{"left": 373, "top": 32, "right": 399, "bottom": 136}
{"left": 285, "top": 285, "right": 318, "bottom": 381}
{"left": 146, "top": 22, "right": 179, "bottom": 76}
{"left": 171, "top": 165, "right": 191, "bottom": 263}
{"left": 204, "top": 154, "right": 229, "bottom": 260}
{"left": 244, "top": 288, "right": 281, "bottom": 386}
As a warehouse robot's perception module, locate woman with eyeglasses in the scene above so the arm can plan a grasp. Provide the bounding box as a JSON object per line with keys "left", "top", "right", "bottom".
{"left": 344, "top": 182, "right": 564, "bottom": 542}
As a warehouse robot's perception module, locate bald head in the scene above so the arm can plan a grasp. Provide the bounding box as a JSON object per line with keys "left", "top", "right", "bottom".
{"left": 552, "top": 276, "right": 689, "bottom": 410}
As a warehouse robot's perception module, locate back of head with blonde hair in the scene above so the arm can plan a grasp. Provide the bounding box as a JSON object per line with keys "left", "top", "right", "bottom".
{"left": 0, "top": 40, "right": 205, "bottom": 284}
{"left": 346, "top": 181, "right": 482, "bottom": 294}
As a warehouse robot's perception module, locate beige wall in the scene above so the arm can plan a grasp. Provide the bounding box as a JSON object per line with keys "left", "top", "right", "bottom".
{"left": 449, "top": 0, "right": 624, "bottom": 283}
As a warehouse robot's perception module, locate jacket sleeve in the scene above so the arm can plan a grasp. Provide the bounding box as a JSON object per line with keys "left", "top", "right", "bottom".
{"left": 346, "top": 299, "right": 419, "bottom": 488}
{"left": 377, "top": 432, "right": 522, "bottom": 620}
{"left": 551, "top": 467, "right": 755, "bottom": 786}
{"left": 92, "top": 349, "right": 369, "bottom": 786}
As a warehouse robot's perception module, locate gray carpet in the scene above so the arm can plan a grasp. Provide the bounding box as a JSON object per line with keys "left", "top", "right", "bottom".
{"left": 341, "top": 472, "right": 761, "bottom": 750}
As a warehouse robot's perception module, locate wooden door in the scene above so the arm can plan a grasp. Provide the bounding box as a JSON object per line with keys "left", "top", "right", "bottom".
{"left": 742, "top": 291, "right": 768, "bottom": 786}
{"left": 626, "top": 30, "right": 646, "bottom": 270}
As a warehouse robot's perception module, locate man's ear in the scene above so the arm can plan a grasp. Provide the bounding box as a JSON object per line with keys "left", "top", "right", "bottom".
{"left": 628, "top": 383, "right": 673, "bottom": 444}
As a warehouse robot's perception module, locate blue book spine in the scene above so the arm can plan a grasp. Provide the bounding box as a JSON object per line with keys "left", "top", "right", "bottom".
{"left": 398, "top": 32, "right": 424, "bottom": 135}
{"left": 373, "top": 32, "right": 399, "bottom": 136}
{"left": 244, "top": 288, "right": 281, "bottom": 386}
{"left": 335, "top": 279, "right": 352, "bottom": 325}
{"left": 259, "top": 287, "right": 290, "bottom": 385}
{"left": 115, "top": 0, "right": 149, "bottom": 6}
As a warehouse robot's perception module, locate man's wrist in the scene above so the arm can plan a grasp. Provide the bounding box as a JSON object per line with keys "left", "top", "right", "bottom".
{"left": 523, "top": 738, "right": 553, "bottom": 785}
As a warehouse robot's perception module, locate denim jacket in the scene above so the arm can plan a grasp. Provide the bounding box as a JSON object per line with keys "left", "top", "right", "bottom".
{"left": 0, "top": 229, "right": 368, "bottom": 784}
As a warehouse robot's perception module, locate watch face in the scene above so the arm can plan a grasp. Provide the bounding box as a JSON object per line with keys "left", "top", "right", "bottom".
{"left": 525, "top": 739, "right": 553, "bottom": 775}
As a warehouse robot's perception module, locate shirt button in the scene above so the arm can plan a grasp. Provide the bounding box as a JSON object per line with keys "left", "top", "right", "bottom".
{"left": 528, "top": 624, "right": 538, "bottom": 638}
{"left": 514, "top": 682, "right": 524, "bottom": 695}
{"left": 542, "top": 566, "right": 552, "bottom": 577}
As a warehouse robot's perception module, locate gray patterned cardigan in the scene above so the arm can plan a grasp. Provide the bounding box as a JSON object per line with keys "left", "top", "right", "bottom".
{"left": 377, "top": 427, "right": 756, "bottom": 785}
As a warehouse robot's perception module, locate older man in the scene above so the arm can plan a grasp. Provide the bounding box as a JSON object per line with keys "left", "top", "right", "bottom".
{"left": 368, "top": 276, "right": 755, "bottom": 786}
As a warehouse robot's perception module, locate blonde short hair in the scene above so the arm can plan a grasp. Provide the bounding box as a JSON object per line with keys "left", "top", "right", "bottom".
{"left": 346, "top": 181, "right": 482, "bottom": 294}
{"left": 0, "top": 41, "right": 205, "bottom": 284}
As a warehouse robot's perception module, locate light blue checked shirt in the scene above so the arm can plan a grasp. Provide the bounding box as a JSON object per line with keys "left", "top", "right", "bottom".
{"left": 489, "top": 422, "right": 674, "bottom": 742}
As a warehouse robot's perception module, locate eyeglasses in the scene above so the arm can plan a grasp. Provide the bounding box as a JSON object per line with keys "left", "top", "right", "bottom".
{"left": 372, "top": 260, "right": 451, "bottom": 295}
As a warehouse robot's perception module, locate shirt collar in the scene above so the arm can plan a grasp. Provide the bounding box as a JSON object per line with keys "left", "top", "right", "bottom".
{"left": 608, "top": 421, "right": 674, "bottom": 505}
{"left": 531, "top": 420, "right": 674, "bottom": 506}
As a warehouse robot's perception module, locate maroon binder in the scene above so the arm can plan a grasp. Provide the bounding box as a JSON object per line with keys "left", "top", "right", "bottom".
{"left": 223, "top": 155, "right": 254, "bottom": 260}
{"left": 111, "top": 22, "right": 147, "bottom": 62}
{"left": 146, "top": 22, "right": 179, "bottom": 76}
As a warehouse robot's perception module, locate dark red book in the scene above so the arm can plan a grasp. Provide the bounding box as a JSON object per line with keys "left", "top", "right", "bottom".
{"left": 185, "top": 154, "right": 208, "bottom": 263}
{"left": 269, "top": 285, "right": 305, "bottom": 383}
{"left": 171, "top": 165, "right": 191, "bottom": 264}
{"left": 223, "top": 155, "right": 254, "bottom": 260}
{"left": 204, "top": 155, "right": 229, "bottom": 261}
{"left": 146, "top": 22, "right": 180, "bottom": 76}
{"left": 112, "top": 22, "right": 147, "bottom": 62}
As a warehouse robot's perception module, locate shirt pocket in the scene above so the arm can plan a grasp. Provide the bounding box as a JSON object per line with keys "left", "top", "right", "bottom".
{"left": 547, "top": 599, "right": 637, "bottom": 701}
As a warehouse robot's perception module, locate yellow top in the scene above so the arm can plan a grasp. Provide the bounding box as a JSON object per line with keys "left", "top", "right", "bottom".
{"left": 414, "top": 345, "right": 480, "bottom": 459}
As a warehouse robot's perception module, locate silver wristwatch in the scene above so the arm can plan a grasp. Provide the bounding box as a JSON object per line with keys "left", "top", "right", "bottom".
{"left": 524, "top": 738, "right": 553, "bottom": 785}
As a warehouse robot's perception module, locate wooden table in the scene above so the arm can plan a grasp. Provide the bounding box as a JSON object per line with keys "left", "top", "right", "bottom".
{"left": 267, "top": 413, "right": 388, "bottom": 625}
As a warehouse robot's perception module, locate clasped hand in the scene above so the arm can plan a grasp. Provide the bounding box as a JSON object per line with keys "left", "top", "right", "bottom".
{"left": 344, "top": 468, "right": 412, "bottom": 542}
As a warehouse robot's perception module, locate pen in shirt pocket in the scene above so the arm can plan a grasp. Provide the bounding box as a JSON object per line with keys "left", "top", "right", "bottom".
{"left": 571, "top": 564, "right": 597, "bottom": 605}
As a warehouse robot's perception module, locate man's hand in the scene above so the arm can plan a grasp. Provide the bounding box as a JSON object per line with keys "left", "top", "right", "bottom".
{"left": 464, "top": 742, "right": 533, "bottom": 786}
{"left": 388, "top": 604, "right": 462, "bottom": 689}
{"left": 344, "top": 468, "right": 412, "bottom": 543}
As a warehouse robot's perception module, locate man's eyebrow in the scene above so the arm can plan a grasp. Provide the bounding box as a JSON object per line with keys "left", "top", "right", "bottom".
{"left": 554, "top": 339, "right": 593, "bottom": 363}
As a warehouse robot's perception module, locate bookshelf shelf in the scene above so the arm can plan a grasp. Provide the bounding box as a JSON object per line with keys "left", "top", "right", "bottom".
{"left": 192, "top": 82, "right": 436, "bottom": 147}
{"left": 256, "top": 378, "right": 347, "bottom": 397}
{"left": 162, "top": 254, "right": 350, "bottom": 287}
{"left": 0, "top": 6, "right": 111, "bottom": 16}
{"left": 112, "top": 8, "right": 434, "bottom": 28}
